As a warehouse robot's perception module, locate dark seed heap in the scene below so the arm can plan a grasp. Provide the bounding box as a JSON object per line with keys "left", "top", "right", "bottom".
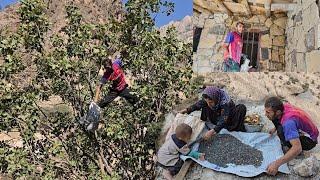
{"left": 199, "top": 134, "right": 263, "bottom": 168}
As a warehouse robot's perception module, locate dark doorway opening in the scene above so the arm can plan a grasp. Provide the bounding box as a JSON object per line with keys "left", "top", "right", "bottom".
{"left": 193, "top": 27, "right": 203, "bottom": 52}
{"left": 241, "top": 31, "right": 260, "bottom": 69}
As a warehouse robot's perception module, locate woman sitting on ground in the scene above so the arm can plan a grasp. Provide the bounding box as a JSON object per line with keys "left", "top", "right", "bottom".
{"left": 180, "top": 86, "right": 247, "bottom": 139}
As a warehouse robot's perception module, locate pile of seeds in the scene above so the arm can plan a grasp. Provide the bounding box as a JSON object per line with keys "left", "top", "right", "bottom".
{"left": 198, "top": 134, "right": 263, "bottom": 168}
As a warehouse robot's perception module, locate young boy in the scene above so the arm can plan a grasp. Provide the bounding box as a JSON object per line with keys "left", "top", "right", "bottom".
{"left": 84, "top": 56, "right": 137, "bottom": 131}
{"left": 94, "top": 56, "right": 137, "bottom": 108}
{"left": 157, "top": 123, "right": 205, "bottom": 180}
{"left": 223, "top": 22, "right": 245, "bottom": 72}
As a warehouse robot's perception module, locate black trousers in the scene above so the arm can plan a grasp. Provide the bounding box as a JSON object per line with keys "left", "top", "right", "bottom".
{"left": 201, "top": 104, "right": 247, "bottom": 132}
{"left": 98, "top": 87, "right": 138, "bottom": 108}
{"left": 276, "top": 125, "right": 317, "bottom": 151}
{"left": 225, "top": 104, "right": 247, "bottom": 132}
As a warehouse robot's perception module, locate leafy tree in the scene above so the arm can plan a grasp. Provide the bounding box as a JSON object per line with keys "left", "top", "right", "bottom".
{"left": 17, "top": 0, "right": 49, "bottom": 52}
{"left": 0, "top": 0, "right": 198, "bottom": 179}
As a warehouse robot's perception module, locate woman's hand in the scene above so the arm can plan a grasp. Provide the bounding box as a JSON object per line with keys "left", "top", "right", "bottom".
{"left": 179, "top": 109, "right": 188, "bottom": 114}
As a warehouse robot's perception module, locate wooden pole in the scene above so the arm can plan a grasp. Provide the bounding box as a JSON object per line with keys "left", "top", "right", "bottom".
{"left": 215, "top": 0, "right": 233, "bottom": 16}
{"left": 242, "top": 0, "right": 252, "bottom": 17}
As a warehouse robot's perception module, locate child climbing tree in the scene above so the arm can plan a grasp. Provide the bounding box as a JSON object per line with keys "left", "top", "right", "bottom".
{"left": 0, "top": 0, "right": 196, "bottom": 179}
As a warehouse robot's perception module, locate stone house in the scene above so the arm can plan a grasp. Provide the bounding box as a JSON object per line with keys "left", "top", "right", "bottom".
{"left": 193, "top": 0, "right": 320, "bottom": 73}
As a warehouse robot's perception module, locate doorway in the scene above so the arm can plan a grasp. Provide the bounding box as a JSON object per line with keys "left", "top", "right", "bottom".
{"left": 193, "top": 27, "right": 203, "bottom": 52}
{"left": 241, "top": 31, "right": 260, "bottom": 69}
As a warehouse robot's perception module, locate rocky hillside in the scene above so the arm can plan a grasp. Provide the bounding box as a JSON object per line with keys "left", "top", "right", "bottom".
{"left": 0, "top": 0, "right": 122, "bottom": 33}
{"left": 160, "top": 15, "right": 193, "bottom": 44}
{"left": 1, "top": 1, "right": 192, "bottom": 43}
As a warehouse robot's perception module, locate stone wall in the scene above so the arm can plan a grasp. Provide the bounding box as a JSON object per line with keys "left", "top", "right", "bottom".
{"left": 285, "top": 0, "right": 320, "bottom": 72}
{"left": 193, "top": 12, "right": 287, "bottom": 73}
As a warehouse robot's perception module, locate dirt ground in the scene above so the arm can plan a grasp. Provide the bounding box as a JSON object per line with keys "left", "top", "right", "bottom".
{"left": 157, "top": 72, "right": 320, "bottom": 180}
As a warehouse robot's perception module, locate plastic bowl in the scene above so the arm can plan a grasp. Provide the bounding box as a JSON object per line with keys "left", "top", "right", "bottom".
{"left": 245, "top": 123, "right": 264, "bottom": 133}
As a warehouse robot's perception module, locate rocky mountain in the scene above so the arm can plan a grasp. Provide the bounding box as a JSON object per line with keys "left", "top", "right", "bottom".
{"left": 1, "top": 1, "right": 192, "bottom": 44}
{"left": 0, "top": 0, "right": 122, "bottom": 34}
{"left": 160, "top": 15, "right": 193, "bottom": 44}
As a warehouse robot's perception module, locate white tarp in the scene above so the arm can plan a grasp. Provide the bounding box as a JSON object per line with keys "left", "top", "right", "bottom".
{"left": 181, "top": 129, "right": 290, "bottom": 177}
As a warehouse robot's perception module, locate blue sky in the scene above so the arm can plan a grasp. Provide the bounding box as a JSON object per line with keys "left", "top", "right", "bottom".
{"left": 0, "top": 0, "right": 192, "bottom": 27}
{"left": 152, "top": 0, "right": 192, "bottom": 27}
{"left": 0, "top": 0, "right": 17, "bottom": 9}
{"left": 122, "top": 0, "right": 192, "bottom": 27}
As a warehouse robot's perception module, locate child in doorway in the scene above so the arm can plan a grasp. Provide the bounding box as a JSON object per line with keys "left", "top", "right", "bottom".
{"left": 157, "top": 123, "right": 205, "bottom": 180}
